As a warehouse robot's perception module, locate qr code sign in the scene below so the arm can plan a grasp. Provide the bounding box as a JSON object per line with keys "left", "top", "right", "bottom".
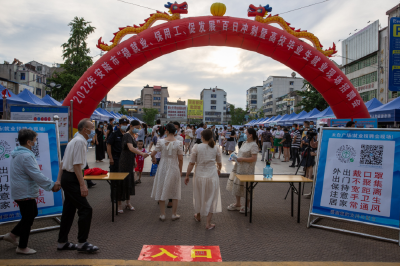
{"left": 360, "top": 144, "right": 383, "bottom": 166}
{"left": 15, "top": 138, "right": 40, "bottom": 159}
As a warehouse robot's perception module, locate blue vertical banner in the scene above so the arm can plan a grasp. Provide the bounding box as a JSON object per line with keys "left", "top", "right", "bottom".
{"left": 389, "top": 17, "right": 400, "bottom": 92}
{"left": 0, "top": 121, "right": 63, "bottom": 223}
{"left": 310, "top": 128, "right": 400, "bottom": 229}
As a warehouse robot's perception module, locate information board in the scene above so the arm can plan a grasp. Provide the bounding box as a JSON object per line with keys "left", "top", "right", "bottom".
{"left": 9, "top": 105, "right": 69, "bottom": 144}
{"left": 166, "top": 105, "right": 187, "bottom": 119}
{"left": 187, "top": 100, "right": 203, "bottom": 119}
{"left": 0, "top": 121, "right": 63, "bottom": 224}
{"left": 309, "top": 128, "right": 400, "bottom": 233}
{"left": 389, "top": 17, "right": 400, "bottom": 92}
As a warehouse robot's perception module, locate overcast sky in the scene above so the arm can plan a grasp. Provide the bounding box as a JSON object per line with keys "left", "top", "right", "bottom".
{"left": 1, "top": 0, "right": 398, "bottom": 108}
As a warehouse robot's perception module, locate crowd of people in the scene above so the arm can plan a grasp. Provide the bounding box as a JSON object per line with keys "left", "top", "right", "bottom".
{"left": 4, "top": 116, "right": 332, "bottom": 255}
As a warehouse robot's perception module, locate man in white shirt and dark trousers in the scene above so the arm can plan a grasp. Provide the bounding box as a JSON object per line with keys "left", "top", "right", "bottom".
{"left": 57, "top": 118, "right": 99, "bottom": 253}
{"left": 195, "top": 123, "right": 205, "bottom": 144}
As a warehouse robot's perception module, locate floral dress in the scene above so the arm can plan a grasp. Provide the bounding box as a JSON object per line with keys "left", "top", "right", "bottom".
{"left": 226, "top": 141, "right": 259, "bottom": 197}
{"left": 151, "top": 139, "right": 183, "bottom": 201}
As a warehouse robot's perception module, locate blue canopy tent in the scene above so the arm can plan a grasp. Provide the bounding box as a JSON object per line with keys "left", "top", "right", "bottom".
{"left": 284, "top": 111, "right": 307, "bottom": 126}
{"left": 0, "top": 85, "right": 29, "bottom": 112}
{"left": 274, "top": 114, "right": 290, "bottom": 125}
{"left": 60, "top": 100, "right": 64, "bottom": 104}
{"left": 249, "top": 119, "right": 261, "bottom": 125}
{"left": 277, "top": 113, "right": 296, "bottom": 126}
{"left": 309, "top": 107, "right": 335, "bottom": 121}
{"left": 95, "top": 108, "right": 115, "bottom": 121}
{"left": 18, "top": 89, "right": 49, "bottom": 106}
{"left": 256, "top": 118, "right": 268, "bottom": 125}
{"left": 296, "top": 108, "right": 320, "bottom": 124}
{"left": 267, "top": 115, "right": 282, "bottom": 125}
{"left": 262, "top": 116, "right": 275, "bottom": 126}
{"left": 42, "top": 95, "right": 62, "bottom": 106}
{"left": 365, "top": 98, "right": 383, "bottom": 111}
{"left": 294, "top": 110, "right": 311, "bottom": 124}
{"left": 369, "top": 97, "right": 400, "bottom": 122}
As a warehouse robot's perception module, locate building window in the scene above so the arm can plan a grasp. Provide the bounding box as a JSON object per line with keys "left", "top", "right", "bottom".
{"left": 290, "top": 88, "right": 294, "bottom": 92}
{"left": 211, "top": 94, "right": 217, "bottom": 98}
{"left": 139, "top": 109, "right": 141, "bottom": 111}
{"left": 290, "top": 81, "right": 294, "bottom": 85}
{"left": 153, "top": 97, "right": 161, "bottom": 100}
{"left": 251, "top": 100, "right": 257, "bottom": 104}
{"left": 223, "top": 107, "right": 226, "bottom": 110}
{"left": 211, "top": 100, "right": 216, "bottom": 104}
{"left": 158, "top": 108, "right": 161, "bottom": 112}
{"left": 224, "top": 101, "right": 226, "bottom": 104}
{"left": 224, "top": 95, "right": 226, "bottom": 98}
{"left": 153, "top": 102, "right": 161, "bottom": 106}
{"left": 20, "top": 73, "right": 25, "bottom": 80}
{"left": 36, "top": 88, "right": 41, "bottom": 96}
{"left": 211, "top": 106, "right": 216, "bottom": 110}
{"left": 37, "top": 66, "right": 42, "bottom": 71}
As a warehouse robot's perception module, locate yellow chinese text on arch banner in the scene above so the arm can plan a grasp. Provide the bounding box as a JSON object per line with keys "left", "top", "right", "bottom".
{"left": 188, "top": 99, "right": 203, "bottom": 119}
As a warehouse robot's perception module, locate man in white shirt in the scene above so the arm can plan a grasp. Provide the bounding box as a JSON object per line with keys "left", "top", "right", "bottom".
{"left": 152, "top": 119, "right": 161, "bottom": 137}
{"left": 195, "top": 123, "right": 205, "bottom": 144}
{"left": 57, "top": 118, "right": 99, "bottom": 253}
{"left": 173, "top": 121, "right": 184, "bottom": 142}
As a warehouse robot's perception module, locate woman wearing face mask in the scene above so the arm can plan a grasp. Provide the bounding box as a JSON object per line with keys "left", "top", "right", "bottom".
{"left": 137, "top": 123, "right": 147, "bottom": 143}
{"left": 116, "top": 120, "right": 149, "bottom": 213}
{"left": 237, "top": 127, "right": 246, "bottom": 149}
{"left": 93, "top": 122, "right": 105, "bottom": 162}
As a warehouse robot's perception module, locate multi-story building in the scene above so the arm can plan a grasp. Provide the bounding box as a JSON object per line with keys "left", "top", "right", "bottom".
{"left": 0, "top": 58, "right": 56, "bottom": 98}
{"left": 263, "top": 73, "right": 304, "bottom": 116}
{"left": 275, "top": 91, "right": 303, "bottom": 115}
{"left": 200, "top": 87, "right": 227, "bottom": 124}
{"left": 246, "top": 86, "right": 263, "bottom": 114}
{"left": 141, "top": 85, "right": 169, "bottom": 116}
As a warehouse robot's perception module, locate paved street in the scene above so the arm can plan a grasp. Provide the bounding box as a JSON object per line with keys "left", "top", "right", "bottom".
{"left": 1, "top": 146, "right": 400, "bottom": 263}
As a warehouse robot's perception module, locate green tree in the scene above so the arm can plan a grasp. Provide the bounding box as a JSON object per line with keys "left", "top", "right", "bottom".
{"left": 119, "top": 106, "right": 128, "bottom": 115}
{"left": 48, "top": 17, "right": 96, "bottom": 100}
{"left": 143, "top": 108, "right": 159, "bottom": 125}
{"left": 295, "top": 80, "right": 329, "bottom": 112}
{"left": 229, "top": 104, "right": 247, "bottom": 125}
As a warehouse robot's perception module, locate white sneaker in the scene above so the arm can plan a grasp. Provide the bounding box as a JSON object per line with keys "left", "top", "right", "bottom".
{"left": 159, "top": 215, "right": 166, "bottom": 222}
{"left": 16, "top": 247, "right": 36, "bottom": 255}
{"left": 227, "top": 203, "right": 241, "bottom": 211}
{"left": 172, "top": 214, "right": 180, "bottom": 221}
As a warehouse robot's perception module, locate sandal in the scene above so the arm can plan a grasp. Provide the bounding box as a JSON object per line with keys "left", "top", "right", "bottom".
{"left": 159, "top": 215, "right": 166, "bottom": 222}
{"left": 57, "top": 242, "right": 77, "bottom": 251}
{"left": 227, "top": 203, "right": 241, "bottom": 211}
{"left": 125, "top": 204, "right": 135, "bottom": 211}
{"left": 194, "top": 214, "right": 200, "bottom": 222}
{"left": 118, "top": 207, "right": 124, "bottom": 214}
{"left": 77, "top": 242, "right": 99, "bottom": 253}
{"left": 206, "top": 224, "right": 216, "bottom": 230}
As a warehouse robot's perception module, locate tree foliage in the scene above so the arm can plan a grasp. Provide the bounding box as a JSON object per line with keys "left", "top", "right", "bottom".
{"left": 119, "top": 106, "right": 128, "bottom": 115}
{"left": 295, "top": 80, "right": 329, "bottom": 112}
{"left": 48, "top": 17, "right": 96, "bottom": 100}
{"left": 229, "top": 104, "right": 248, "bottom": 125}
{"left": 143, "top": 108, "right": 159, "bottom": 125}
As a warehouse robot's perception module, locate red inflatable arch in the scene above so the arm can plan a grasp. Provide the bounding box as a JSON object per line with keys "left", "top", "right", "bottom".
{"left": 62, "top": 15, "right": 369, "bottom": 129}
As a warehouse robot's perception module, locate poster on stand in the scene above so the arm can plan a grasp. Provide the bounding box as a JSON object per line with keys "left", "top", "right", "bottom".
{"left": 309, "top": 128, "right": 400, "bottom": 234}
{"left": 0, "top": 121, "right": 63, "bottom": 224}
{"left": 9, "top": 105, "right": 69, "bottom": 144}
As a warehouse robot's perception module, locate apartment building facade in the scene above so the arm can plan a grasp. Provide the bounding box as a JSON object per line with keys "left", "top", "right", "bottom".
{"left": 200, "top": 87, "right": 227, "bottom": 124}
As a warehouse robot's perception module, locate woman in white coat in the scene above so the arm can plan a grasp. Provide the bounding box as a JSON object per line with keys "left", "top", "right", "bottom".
{"left": 185, "top": 129, "right": 222, "bottom": 230}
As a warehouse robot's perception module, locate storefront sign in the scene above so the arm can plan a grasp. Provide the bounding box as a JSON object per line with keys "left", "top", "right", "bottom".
{"left": 9, "top": 105, "right": 69, "bottom": 143}
{"left": 167, "top": 105, "right": 187, "bottom": 119}
{"left": 309, "top": 128, "right": 400, "bottom": 231}
{"left": 0, "top": 121, "right": 63, "bottom": 224}
{"left": 187, "top": 99, "right": 203, "bottom": 119}
{"left": 389, "top": 17, "right": 400, "bottom": 91}
{"left": 138, "top": 245, "right": 222, "bottom": 262}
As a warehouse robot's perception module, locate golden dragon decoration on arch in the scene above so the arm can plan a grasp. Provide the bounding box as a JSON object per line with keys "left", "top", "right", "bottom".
{"left": 248, "top": 4, "right": 337, "bottom": 57}
{"left": 97, "top": 1, "right": 188, "bottom": 51}
{"left": 97, "top": 2, "right": 337, "bottom": 57}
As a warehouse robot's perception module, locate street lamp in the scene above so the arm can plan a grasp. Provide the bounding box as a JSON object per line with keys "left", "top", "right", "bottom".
{"left": 287, "top": 104, "right": 291, "bottom": 115}
{"left": 43, "top": 82, "right": 61, "bottom": 97}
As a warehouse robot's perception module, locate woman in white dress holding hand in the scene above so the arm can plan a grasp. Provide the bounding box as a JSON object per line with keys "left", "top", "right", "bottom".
{"left": 151, "top": 123, "right": 184, "bottom": 221}
{"left": 185, "top": 129, "right": 222, "bottom": 230}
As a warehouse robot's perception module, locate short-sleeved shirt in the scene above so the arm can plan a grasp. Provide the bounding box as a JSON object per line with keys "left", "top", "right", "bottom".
{"left": 282, "top": 132, "right": 292, "bottom": 145}
{"left": 62, "top": 133, "right": 87, "bottom": 172}
{"left": 107, "top": 129, "right": 124, "bottom": 159}
{"left": 195, "top": 128, "right": 204, "bottom": 139}
{"left": 257, "top": 129, "right": 264, "bottom": 139}
{"left": 227, "top": 130, "right": 236, "bottom": 141}
{"left": 292, "top": 130, "right": 301, "bottom": 148}
{"left": 107, "top": 124, "right": 113, "bottom": 134}
{"left": 185, "top": 129, "right": 193, "bottom": 139}
{"left": 261, "top": 131, "right": 273, "bottom": 143}
{"left": 152, "top": 125, "right": 160, "bottom": 134}
{"left": 274, "top": 130, "right": 284, "bottom": 139}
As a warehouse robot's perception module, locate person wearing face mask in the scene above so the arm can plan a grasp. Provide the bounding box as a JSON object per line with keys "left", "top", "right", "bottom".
{"left": 290, "top": 124, "right": 301, "bottom": 168}
{"left": 309, "top": 121, "right": 315, "bottom": 130}
{"left": 225, "top": 124, "right": 236, "bottom": 155}
{"left": 107, "top": 117, "right": 129, "bottom": 173}
{"left": 301, "top": 121, "right": 310, "bottom": 139}
{"left": 57, "top": 118, "right": 99, "bottom": 253}
{"left": 237, "top": 127, "right": 247, "bottom": 149}
{"left": 3, "top": 129, "right": 60, "bottom": 254}
{"left": 93, "top": 122, "right": 105, "bottom": 163}
{"left": 137, "top": 123, "right": 147, "bottom": 143}
{"left": 116, "top": 120, "right": 149, "bottom": 213}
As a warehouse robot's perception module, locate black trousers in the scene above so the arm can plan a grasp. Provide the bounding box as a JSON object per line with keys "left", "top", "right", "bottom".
{"left": 58, "top": 171, "right": 92, "bottom": 243}
{"left": 291, "top": 147, "right": 300, "bottom": 166}
{"left": 196, "top": 139, "right": 202, "bottom": 144}
{"left": 11, "top": 199, "right": 38, "bottom": 249}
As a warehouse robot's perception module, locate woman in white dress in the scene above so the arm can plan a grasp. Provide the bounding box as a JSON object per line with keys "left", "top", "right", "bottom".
{"left": 185, "top": 129, "right": 222, "bottom": 230}
{"left": 150, "top": 123, "right": 184, "bottom": 221}
{"left": 226, "top": 128, "right": 258, "bottom": 213}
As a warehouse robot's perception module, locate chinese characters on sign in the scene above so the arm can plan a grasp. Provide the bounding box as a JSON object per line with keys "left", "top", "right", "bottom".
{"left": 320, "top": 139, "right": 394, "bottom": 218}
{"left": 138, "top": 245, "right": 222, "bottom": 262}
{"left": 166, "top": 105, "right": 187, "bottom": 119}
{"left": 187, "top": 99, "right": 203, "bottom": 119}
